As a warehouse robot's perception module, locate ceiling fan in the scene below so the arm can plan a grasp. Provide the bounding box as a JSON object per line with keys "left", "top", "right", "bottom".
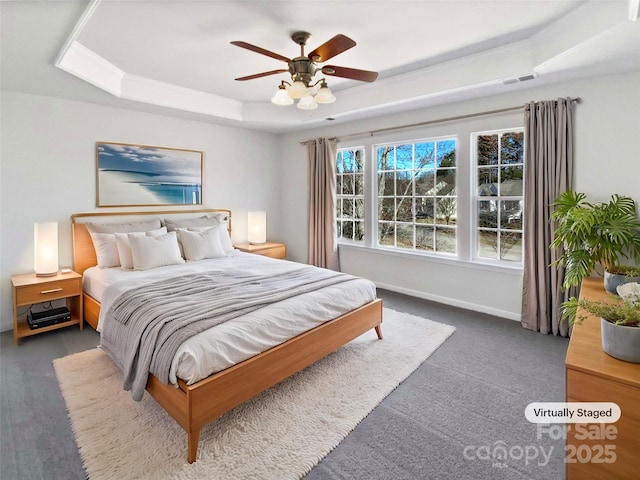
{"left": 231, "top": 31, "right": 378, "bottom": 109}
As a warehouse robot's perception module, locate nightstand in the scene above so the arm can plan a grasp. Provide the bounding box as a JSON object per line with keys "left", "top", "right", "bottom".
{"left": 11, "top": 271, "right": 83, "bottom": 345}
{"left": 234, "top": 241, "right": 286, "bottom": 259}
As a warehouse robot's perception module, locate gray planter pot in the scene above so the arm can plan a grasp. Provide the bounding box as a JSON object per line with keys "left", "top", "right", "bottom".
{"left": 604, "top": 270, "right": 640, "bottom": 295}
{"left": 601, "top": 318, "right": 640, "bottom": 363}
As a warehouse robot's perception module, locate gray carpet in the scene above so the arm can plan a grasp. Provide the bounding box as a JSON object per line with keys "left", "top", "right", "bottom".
{"left": 0, "top": 289, "right": 569, "bottom": 480}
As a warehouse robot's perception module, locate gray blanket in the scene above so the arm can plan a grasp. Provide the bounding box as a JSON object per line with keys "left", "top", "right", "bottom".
{"left": 100, "top": 265, "right": 355, "bottom": 400}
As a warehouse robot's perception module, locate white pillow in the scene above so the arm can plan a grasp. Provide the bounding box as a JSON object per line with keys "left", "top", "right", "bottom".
{"left": 115, "top": 227, "right": 167, "bottom": 269}
{"left": 164, "top": 214, "right": 225, "bottom": 232}
{"left": 86, "top": 218, "right": 161, "bottom": 234}
{"left": 128, "top": 231, "right": 184, "bottom": 270}
{"left": 89, "top": 232, "right": 120, "bottom": 268}
{"left": 187, "top": 224, "right": 234, "bottom": 254}
{"left": 177, "top": 228, "right": 226, "bottom": 261}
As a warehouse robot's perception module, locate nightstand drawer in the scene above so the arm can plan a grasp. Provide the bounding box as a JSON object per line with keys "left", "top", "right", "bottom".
{"left": 15, "top": 278, "right": 81, "bottom": 305}
{"left": 259, "top": 245, "right": 286, "bottom": 259}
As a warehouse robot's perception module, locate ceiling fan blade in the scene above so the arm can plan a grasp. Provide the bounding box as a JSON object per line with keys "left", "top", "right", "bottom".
{"left": 235, "top": 69, "right": 289, "bottom": 81}
{"left": 322, "top": 65, "right": 378, "bottom": 82}
{"left": 307, "top": 34, "right": 356, "bottom": 62}
{"left": 230, "top": 41, "right": 290, "bottom": 63}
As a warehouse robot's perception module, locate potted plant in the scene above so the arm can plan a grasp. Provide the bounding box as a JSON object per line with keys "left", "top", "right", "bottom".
{"left": 550, "top": 191, "right": 640, "bottom": 294}
{"left": 561, "top": 282, "right": 640, "bottom": 363}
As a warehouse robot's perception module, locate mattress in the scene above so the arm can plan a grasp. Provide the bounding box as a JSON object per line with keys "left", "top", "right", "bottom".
{"left": 83, "top": 251, "right": 377, "bottom": 386}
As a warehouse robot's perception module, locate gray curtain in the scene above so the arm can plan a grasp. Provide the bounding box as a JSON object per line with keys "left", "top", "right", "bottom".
{"left": 521, "top": 98, "right": 576, "bottom": 336}
{"left": 307, "top": 138, "right": 339, "bottom": 270}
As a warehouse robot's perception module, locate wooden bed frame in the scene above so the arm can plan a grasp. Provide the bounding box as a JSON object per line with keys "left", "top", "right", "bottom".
{"left": 70, "top": 209, "right": 383, "bottom": 463}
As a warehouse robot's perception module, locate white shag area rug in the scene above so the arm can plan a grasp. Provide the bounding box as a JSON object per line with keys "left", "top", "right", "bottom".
{"left": 53, "top": 308, "right": 455, "bottom": 480}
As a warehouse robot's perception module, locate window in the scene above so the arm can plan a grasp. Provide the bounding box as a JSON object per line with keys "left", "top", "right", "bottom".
{"left": 376, "top": 138, "right": 457, "bottom": 254}
{"left": 473, "top": 129, "right": 524, "bottom": 263}
{"left": 336, "top": 147, "right": 365, "bottom": 242}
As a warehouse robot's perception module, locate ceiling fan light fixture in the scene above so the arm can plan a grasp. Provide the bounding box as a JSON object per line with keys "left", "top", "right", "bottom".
{"left": 271, "top": 85, "right": 294, "bottom": 105}
{"left": 288, "top": 80, "right": 309, "bottom": 99}
{"left": 297, "top": 95, "right": 318, "bottom": 110}
{"left": 313, "top": 81, "right": 336, "bottom": 104}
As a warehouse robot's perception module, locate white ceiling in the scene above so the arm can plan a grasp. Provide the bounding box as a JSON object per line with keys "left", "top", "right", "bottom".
{"left": 2, "top": 0, "right": 639, "bottom": 133}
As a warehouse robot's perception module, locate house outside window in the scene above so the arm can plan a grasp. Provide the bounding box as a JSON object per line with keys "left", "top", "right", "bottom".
{"left": 336, "top": 147, "right": 365, "bottom": 242}
{"left": 473, "top": 129, "right": 525, "bottom": 264}
{"left": 376, "top": 138, "right": 457, "bottom": 254}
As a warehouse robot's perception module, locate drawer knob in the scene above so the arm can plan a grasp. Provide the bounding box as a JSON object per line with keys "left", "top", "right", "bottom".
{"left": 41, "top": 287, "right": 63, "bottom": 294}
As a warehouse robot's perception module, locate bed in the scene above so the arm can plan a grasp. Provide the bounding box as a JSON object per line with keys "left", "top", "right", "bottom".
{"left": 70, "top": 209, "right": 383, "bottom": 463}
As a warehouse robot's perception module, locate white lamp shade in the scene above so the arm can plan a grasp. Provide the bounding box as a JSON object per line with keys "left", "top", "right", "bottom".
{"left": 271, "top": 88, "right": 294, "bottom": 105}
{"left": 248, "top": 211, "right": 267, "bottom": 245}
{"left": 297, "top": 95, "right": 318, "bottom": 110}
{"left": 287, "top": 80, "right": 309, "bottom": 99}
{"left": 34, "top": 222, "right": 58, "bottom": 276}
{"left": 314, "top": 86, "right": 336, "bottom": 104}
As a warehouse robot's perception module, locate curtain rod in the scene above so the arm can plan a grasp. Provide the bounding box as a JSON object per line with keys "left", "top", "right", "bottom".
{"left": 330, "top": 97, "right": 581, "bottom": 143}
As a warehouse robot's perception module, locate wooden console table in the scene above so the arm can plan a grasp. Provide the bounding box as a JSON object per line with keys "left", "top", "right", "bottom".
{"left": 565, "top": 277, "right": 640, "bottom": 479}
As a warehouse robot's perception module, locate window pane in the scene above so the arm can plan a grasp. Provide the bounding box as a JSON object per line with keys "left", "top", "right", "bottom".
{"left": 435, "top": 169, "right": 455, "bottom": 195}
{"left": 354, "top": 149, "right": 363, "bottom": 172}
{"left": 378, "top": 172, "right": 394, "bottom": 196}
{"left": 436, "top": 197, "right": 457, "bottom": 225}
{"left": 416, "top": 225, "right": 434, "bottom": 251}
{"left": 379, "top": 222, "right": 395, "bottom": 246}
{"left": 342, "top": 198, "right": 353, "bottom": 217}
{"left": 354, "top": 173, "right": 363, "bottom": 195}
{"left": 500, "top": 200, "right": 523, "bottom": 229}
{"left": 336, "top": 220, "right": 342, "bottom": 238}
{"left": 395, "top": 170, "right": 412, "bottom": 196}
{"left": 336, "top": 152, "right": 344, "bottom": 173}
{"left": 342, "top": 221, "right": 354, "bottom": 240}
{"left": 342, "top": 151, "right": 355, "bottom": 173}
{"left": 378, "top": 146, "right": 393, "bottom": 171}
{"left": 379, "top": 197, "right": 395, "bottom": 221}
{"left": 354, "top": 198, "right": 364, "bottom": 220}
{"left": 396, "top": 223, "right": 413, "bottom": 249}
{"left": 501, "top": 132, "right": 524, "bottom": 164}
{"left": 478, "top": 200, "right": 497, "bottom": 228}
{"left": 500, "top": 231, "right": 523, "bottom": 262}
{"left": 477, "top": 167, "right": 498, "bottom": 196}
{"left": 336, "top": 174, "right": 343, "bottom": 194}
{"left": 415, "top": 168, "right": 435, "bottom": 195}
{"left": 343, "top": 174, "right": 354, "bottom": 195}
{"left": 415, "top": 142, "right": 435, "bottom": 169}
{"left": 354, "top": 221, "right": 364, "bottom": 241}
{"left": 437, "top": 140, "right": 456, "bottom": 167}
{"left": 396, "top": 144, "right": 413, "bottom": 170}
{"left": 500, "top": 166, "right": 523, "bottom": 196}
{"left": 478, "top": 230, "right": 498, "bottom": 259}
{"left": 396, "top": 197, "right": 413, "bottom": 222}
{"left": 416, "top": 198, "right": 435, "bottom": 224}
{"left": 435, "top": 226, "right": 456, "bottom": 253}
{"left": 477, "top": 135, "right": 498, "bottom": 165}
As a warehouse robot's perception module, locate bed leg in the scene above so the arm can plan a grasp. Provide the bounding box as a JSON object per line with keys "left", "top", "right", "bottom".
{"left": 375, "top": 324, "right": 383, "bottom": 340}
{"left": 187, "top": 428, "right": 200, "bottom": 463}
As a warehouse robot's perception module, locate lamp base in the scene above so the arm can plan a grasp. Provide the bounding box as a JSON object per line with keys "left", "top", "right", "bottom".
{"left": 249, "top": 241, "right": 267, "bottom": 246}
{"left": 35, "top": 271, "right": 58, "bottom": 277}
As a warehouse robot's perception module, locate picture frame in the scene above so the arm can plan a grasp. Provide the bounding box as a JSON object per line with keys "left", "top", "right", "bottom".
{"left": 96, "top": 141, "right": 203, "bottom": 207}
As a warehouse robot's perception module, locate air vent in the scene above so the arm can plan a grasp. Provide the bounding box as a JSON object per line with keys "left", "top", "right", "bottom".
{"left": 502, "top": 73, "right": 537, "bottom": 85}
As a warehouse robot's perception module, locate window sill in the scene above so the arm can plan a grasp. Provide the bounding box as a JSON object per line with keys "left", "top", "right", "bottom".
{"left": 337, "top": 242, "right": 523, "bottom": 276}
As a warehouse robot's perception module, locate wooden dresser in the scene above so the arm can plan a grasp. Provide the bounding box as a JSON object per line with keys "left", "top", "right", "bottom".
{"left": 565, "top": 277, "right": 640, "bottom": 479}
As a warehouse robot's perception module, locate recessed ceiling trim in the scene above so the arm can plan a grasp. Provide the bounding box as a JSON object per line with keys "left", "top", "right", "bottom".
{"left": 122, "top": 74, "right": 243, "bottom": 121}
{"left": 56, "top": 41, "right": 124, "bottom": 96}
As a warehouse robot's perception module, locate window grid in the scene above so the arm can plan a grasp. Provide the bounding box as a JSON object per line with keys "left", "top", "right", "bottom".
{"left": 474, "top": 129, "right": 525, "bottom": 264}
{"left": 336, "top": 148, "right": 365, "bottom": 242}
{"left": 376, "top": 138, "right": 457, "bottom": 255}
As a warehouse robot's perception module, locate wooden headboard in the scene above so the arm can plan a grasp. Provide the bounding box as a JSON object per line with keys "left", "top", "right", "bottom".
{"left": 71, "top": 209, "right": 232, "bottom": 275}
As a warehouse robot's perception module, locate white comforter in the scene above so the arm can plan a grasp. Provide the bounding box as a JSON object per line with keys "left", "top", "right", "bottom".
{"left": 83, "top": 252, "right": 377, "bottom": 386}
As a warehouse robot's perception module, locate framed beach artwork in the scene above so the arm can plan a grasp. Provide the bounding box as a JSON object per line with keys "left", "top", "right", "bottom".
{"left": 96, "top": 141, "right": 203, "bottom": 207}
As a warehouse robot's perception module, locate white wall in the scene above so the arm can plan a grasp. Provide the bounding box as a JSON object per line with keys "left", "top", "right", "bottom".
{"left": 0, "top": 92, "right": 280, "bottom": 332}
{"left": 278, "top": 71, "right": 640, "bottom": 320}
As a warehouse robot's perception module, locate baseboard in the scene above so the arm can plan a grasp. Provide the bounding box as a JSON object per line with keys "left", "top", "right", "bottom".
{"left": 374, "top": 281, "right": 522, "bottom": 322}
